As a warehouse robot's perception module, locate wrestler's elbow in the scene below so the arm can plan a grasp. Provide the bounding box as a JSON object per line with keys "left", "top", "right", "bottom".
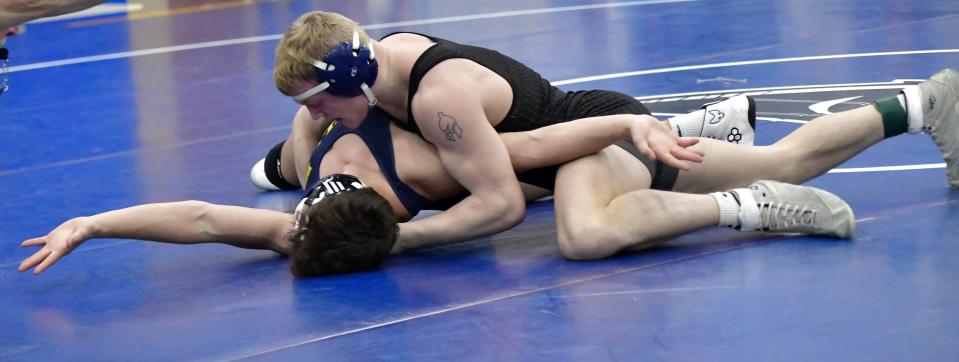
{"left": 187, "top": 201, "right": 217, "bottom": 240}
{"left": 483, "top": 192, "right": 526, "bottom": 230}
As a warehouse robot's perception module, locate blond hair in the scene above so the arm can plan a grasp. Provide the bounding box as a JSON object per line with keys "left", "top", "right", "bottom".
{"left": 273, "top": 11, "right": 372, "bottom": 96}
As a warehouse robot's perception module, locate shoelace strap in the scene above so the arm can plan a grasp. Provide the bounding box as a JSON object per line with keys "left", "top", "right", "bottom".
{"left": 734, "top": 187, "right": 817, "bottom": 232}
{"left": 757, "top": 202, "right": 816, "bottom": 231}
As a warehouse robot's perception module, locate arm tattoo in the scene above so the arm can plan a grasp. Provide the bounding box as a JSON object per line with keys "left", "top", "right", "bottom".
{"left": 437, "top": 112, "right": 464, "bottom": 142}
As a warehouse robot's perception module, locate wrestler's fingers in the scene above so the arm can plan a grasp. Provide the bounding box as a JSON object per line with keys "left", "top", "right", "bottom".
{"left": 18, "top": 248, "right": 50, "bottom": 272}
{"left": 652, "top": 145, "right": 689, "bottom": 171}
{"left": 676, "top": 137, "right": 701, "bottom": 148}
{"left": 33, "top": 250, "right": 65, "bottom": 275}
{"left": 678, "top": 147, "right": 705, "bottom": 158}
{"left": 661, "top": 153, "right": 691, "bottom": 171}
{"left": 21, "top": 236, "right": 47, "bottom": 247}
{"left": 672, "top": 147, "right": 704, "bottom": 163}
{"left": 635, "top": 138, "right": 656, "bottom": 161}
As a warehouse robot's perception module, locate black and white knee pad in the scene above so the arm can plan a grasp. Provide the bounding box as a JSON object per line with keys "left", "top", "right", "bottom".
{"left": 250, "top": 141, "right": 300, "bottom": 191}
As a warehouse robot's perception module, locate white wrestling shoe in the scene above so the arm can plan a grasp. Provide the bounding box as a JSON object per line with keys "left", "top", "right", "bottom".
{"left": 668, "top": 95, "right": 757, "bottom": 145}
{"left": 731, "top": 180, "right": 855, "bottom": 238}
{"left": 701, "top": 95, "right": 756, "bottom": 145}
{"left": 915, "top": 69, "right": 959, "bottom": 188}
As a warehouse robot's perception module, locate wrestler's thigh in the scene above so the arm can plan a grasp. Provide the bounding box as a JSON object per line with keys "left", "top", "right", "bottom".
{"left": 672, "top": 138, "right": 786, "bottom": 194}
{"left": 554, "top": 146, "right": 653, "bottom": 219}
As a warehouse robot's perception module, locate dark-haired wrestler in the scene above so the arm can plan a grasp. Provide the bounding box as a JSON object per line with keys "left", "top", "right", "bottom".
{"left": 19, "top": 105, "right": 706, "bottom": 276}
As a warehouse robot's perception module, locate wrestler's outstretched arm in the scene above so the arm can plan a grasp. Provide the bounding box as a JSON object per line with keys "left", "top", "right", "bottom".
{"left": 18, "top": 201, "right": 293, "bottom": 275}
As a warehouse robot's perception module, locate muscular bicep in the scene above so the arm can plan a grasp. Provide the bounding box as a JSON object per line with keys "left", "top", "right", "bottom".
{"left": 413, "top": 91, "right": 523, "bottom": 204}
{"left": 390, "top": 81, "right": 528, "bottom": 247}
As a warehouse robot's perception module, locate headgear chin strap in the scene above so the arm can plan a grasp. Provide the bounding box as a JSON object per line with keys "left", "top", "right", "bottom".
{"left": 292, "top": 30, "right": 378, "bottom": 106}
{"left": 292, "top": 174, "right": 367, "bottom": 230}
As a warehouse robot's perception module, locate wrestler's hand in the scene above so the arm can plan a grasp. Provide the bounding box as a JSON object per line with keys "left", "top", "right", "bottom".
{"left": 629, "top": 115, "right": 703, "bottom": 171}
{"left": 18, "top": 217, "right": 94, "bottom": 275}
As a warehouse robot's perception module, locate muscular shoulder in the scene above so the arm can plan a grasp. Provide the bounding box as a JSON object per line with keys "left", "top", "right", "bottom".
{"left": 412, "top": 67, "right": 481, "bottom": 116}
{"left": 413, "top": 71, "right": 476, "bottom": 106}
{"left": 379, "top": 32, "right": 432, "bottom": 46}
{"left": 413, "top": 59, "right": 512, "bottom": 130}
{"left": 420, "top": 58, "right": 486, "bottom": 87}
{"left": 413, "top": 57, "right": 497, "bottom": 110}
{"left": 411, "top": 70, "right": 487, "bottom": 139}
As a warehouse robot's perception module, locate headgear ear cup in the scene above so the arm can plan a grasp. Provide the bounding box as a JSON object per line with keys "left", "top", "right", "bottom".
{"left": 292, "top": 30, "right": 378, "bottom": 106}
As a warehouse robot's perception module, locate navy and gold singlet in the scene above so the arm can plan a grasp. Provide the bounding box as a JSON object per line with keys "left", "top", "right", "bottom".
{"left": 304, "top": 107, "right": 464, "bottom": 216}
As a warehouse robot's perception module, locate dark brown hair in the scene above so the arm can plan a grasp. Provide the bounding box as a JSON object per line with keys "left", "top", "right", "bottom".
{"left": 289, "top": 188, "right": 398, "bottom": 276}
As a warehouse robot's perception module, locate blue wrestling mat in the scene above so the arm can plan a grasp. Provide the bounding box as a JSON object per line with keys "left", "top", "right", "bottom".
{"left": 1, "top": 1, "right": 958, "bottom": 360}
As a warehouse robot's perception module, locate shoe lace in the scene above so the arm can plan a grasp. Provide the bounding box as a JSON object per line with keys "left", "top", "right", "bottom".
{"left": 757, "top": 202, "right": 816, "bottom": 231}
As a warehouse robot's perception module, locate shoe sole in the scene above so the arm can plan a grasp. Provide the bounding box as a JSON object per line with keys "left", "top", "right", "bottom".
{"left": 925, "top": 69, "right": 959, "bottom": 187}
{"left": 808, "top": 186, "right": 856, "bottom": 239}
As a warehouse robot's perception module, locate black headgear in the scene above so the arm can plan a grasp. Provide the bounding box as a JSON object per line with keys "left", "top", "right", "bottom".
{"left": 293, "top": 174, "right": 367, "bottom": 230}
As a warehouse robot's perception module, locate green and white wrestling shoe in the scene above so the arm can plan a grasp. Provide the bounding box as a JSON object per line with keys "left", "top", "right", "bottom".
{"left": 911, "top": 69, "right": 959, "bottom": 188}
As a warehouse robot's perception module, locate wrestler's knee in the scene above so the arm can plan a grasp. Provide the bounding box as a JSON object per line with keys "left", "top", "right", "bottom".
{"left": 764, "top": 142, "right": 809, "bottom": 183}
{"left": 250, "top": 140, "right": 300, "bottom": 191}
{"left": 556, "top": 216, "right": 618, "bottom": 260}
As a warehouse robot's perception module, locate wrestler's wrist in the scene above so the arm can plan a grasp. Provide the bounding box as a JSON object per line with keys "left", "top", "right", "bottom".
{"left": 64, "top": 216, "right": 97, "bottom": 244}
{"left": 392, "top": 223, "right": 413, "bottom": 254}
{"left": 626, "top": 115, "right": 651, "bottom": 140}
{"left": 80, "top": 216, "right": 98, "bottom": 237}
{"left": 639, "top": 114, "right": 661, "bottom": 128}
{"left": 629, "top": 114, "right": 655, "bottom": 133}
